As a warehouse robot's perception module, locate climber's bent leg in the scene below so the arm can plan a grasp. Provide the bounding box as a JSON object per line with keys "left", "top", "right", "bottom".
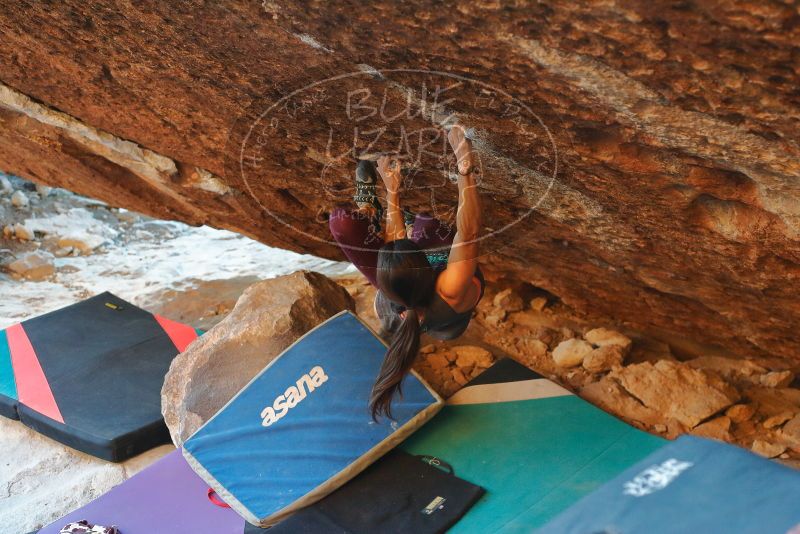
{"left": 329, "top": 207, "right": 383, "bottom": 286}
{"left": 409, "top": 213, "right": 455, "bottom": 249}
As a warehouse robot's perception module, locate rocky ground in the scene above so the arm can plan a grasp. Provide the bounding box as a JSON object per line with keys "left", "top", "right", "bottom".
{"left": 339, "top": 275, "right": 800, "bottom": 469}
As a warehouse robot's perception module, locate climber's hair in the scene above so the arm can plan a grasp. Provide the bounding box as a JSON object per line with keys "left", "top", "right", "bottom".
{"left": 371, "top": 239, "right": 436, "bottom": 420}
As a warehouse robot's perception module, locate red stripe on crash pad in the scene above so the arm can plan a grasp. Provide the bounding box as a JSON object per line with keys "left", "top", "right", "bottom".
{"left": 154, "top": 315, "right": 198, "bottom": 353}
{"left": 6, "top": 323, "right": 64, "bottom": 423}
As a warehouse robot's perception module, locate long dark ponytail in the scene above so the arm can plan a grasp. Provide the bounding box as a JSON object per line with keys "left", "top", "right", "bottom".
{"left": 371, "top": 239, "right": 435, "bottom": 420}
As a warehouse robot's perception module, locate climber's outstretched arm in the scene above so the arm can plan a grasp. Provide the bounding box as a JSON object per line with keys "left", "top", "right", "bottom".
{"left": 377, "top": 156, "right": 406, "bottom": 242}
{"left": 436, "top": 126, "right": 482, "bottom": 311}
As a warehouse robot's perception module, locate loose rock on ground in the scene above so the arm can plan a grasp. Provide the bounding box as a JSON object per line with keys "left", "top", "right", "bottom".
{"left": 10, "top": 190, "right": 29, "bottom": 208}
{"left": 8, "top": 251, "right": 55, "bottom": 280}
{"left": 552, "top": 338, "right": 594, "bottom": 368}
{"left": 612, "top": 360, "right": 740, "bottom": 428}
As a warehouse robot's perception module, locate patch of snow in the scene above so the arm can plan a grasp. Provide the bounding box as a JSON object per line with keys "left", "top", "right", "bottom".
{"left": 25, "top": 207, "right": 117, "bottom": 241}
{"left": 0, "top": 219, "right": 353, "bottom": 329}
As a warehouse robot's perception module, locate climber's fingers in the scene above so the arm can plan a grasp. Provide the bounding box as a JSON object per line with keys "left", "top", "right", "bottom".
{"left": 376, "top": 155, "right": 402, "bottom": 193}
{"left": 447, "top": 125, "right": 474, "bottom": 175}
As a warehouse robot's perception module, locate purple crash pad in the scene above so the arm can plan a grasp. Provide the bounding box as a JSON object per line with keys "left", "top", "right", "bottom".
{"left": 38, "top": 450, "right": 246, "bottom": 534}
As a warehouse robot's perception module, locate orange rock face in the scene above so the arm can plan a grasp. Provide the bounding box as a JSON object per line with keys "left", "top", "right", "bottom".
{"left": 0, "top": 2, "right": 798, "bottom": 361}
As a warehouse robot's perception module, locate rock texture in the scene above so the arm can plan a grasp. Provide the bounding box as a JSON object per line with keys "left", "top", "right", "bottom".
{"left": 162, "top": 271, "right": 354, "bottom": 445}
{"left": 337, "top": 274, "right": 800, "bottom": 463}
{"left": 613, "top": 360, "right": 740, "bottom": 428}
{"left": 583, "top": 345, "right": 625, "bottom": 374}
{"left": 415, "top": 344, "right": 496, "bottom": 398}
{"left": 552, "top": 338, "right": 594, "bottom": 368}
{"left": 0, "top": 2, "right": 799, "bottom": 363}
{"left": 8, "top": 250, "right": 55, "bottom": 280}
{"left": 420, "top": 280, "right": 800, "bottom": 456}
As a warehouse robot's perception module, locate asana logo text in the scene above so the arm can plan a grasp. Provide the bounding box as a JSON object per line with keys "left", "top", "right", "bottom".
{"left": 260, "top": 366, "right": 328, "bottom": 427}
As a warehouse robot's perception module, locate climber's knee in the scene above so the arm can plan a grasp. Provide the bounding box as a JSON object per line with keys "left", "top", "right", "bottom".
{"left": 329, "top": 207, "right": 371, "bottom": 240}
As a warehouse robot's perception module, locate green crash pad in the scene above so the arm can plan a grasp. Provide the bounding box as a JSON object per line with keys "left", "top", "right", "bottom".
{"left": 402, "top": 359, "right": 665, "bottom": 533}
{"left": 0, "top": 328, "right": 18, "bottom": 418}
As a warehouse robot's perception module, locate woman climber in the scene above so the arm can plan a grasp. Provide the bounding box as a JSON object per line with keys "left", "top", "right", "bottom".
{"left": 329, "top": 125, "right": 484, "bottom": 419}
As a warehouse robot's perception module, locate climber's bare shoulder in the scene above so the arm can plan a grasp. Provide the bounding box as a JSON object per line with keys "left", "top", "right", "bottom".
{"left": 435, "top": 256, "right": 481, "bottom": 313}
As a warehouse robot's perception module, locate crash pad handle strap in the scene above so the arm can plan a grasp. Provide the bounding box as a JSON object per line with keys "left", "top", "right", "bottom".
{"left": 417, "top": 455, "right": 454, "bottom": 475}
{"left": 207, "top": 487, "right": 231, "bottom": 508}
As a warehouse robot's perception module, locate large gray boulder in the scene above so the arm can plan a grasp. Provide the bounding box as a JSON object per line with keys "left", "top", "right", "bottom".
{"left": 162, "top": 270, "right": 354, "bottom": 445}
